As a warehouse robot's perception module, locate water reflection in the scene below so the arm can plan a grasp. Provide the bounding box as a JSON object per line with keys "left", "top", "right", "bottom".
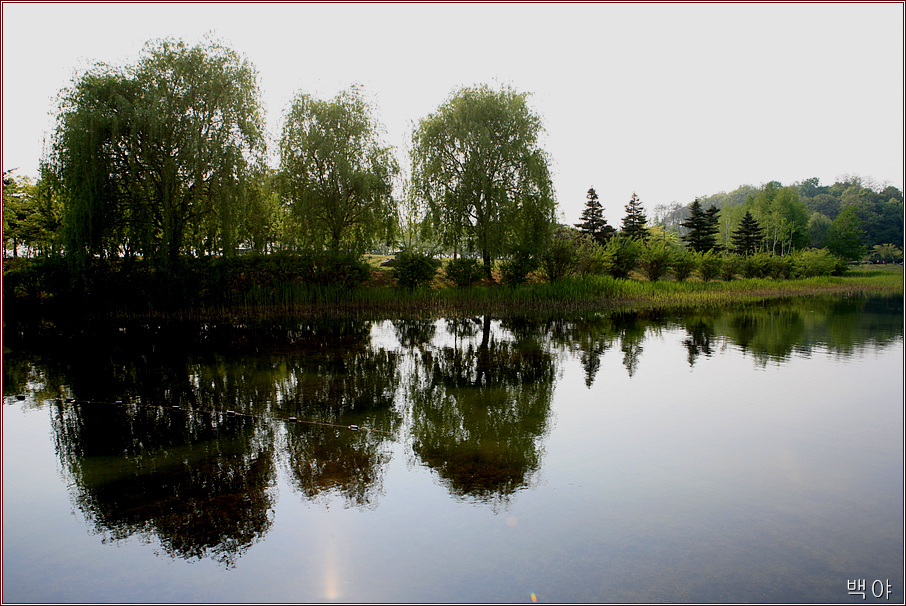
{"left": 407, "top": 315, "right": 554, "bottom": 504}
{"left": 52, "top": 401, "right": 275, "bottom": 568}
{"left": 2, "top": 294, "right": 901, "bottom": 566}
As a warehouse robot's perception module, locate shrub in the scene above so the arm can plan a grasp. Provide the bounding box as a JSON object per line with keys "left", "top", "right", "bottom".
{"left": 719, "top": 254, "right": 739, "bottom": 281}
{"left": 740, "top": 252, "right": 771, "bottom": 279}
{"left": 574, "top": 236, "right": 609, "bottom": 277}
{"left": 500, "top": 251, "right": 538, "bottom": 286}
{"left": 539, "top": 235, "right": 580, "bottom": 282}
{"left": 765, "top": 254, "right": 794, "bottom": 280}
{"left": 391, "top": 250, "right": 440, "bottom": 289}
{"left": 638, "top": 242, "right": 674, "bottom": 282}
{"left": 444, "top": 257, "right": 484, "bottom": 288}
{"left": 671, "top": 251, "right": 696, "bottom": 282}
{"left": 696, "top": 250, "right": 722, "bottom": 282}
{"left": 791, "top": 248, "right": 842, "bottom": 278}
{"left": 603, "top": 236, "right": 640, "bottom": 280}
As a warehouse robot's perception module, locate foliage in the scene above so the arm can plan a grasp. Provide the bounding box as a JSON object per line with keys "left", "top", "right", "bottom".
{"left": 391, "top": 250, "right": 440, "bottom": 289}
{"left": 719, "top": 254, "right": 739, "bottom": 281}
{"left": 539, "top": 228, "right": 582, "bottom": 282}
{"left": 731, "top": 210, "right": 765, "bottom": 255}
{"left": 671, "top": 250, "right": 697, "bottom": 282}
{"left": 410, "top": 84, "right": 556, "bottom": 279}
{"left": 825, "top": 205, "right": 865, "bottom": 261}
{"left": 279, "top": 85, "right": 399, "bottom": 254}
{"left": 444, "top": 257, "right": 485, "bottom": 288}
{"left": 49, "top": 37, "right": 267, "bottom": 271}
{"left": 681, "top": 198, "right": 720, "bottom": 252}
{"left": 574, "top": 187, "right": 614, "bottom": 245}
{"left": 791, "top": 248, "right": 846, "bottom": 278}
{"left": 695, "top": 250, "right": 722, "bottom": 282}
{"left": 602, "top": 235, "right": 641, "bottom": 279}
{"left": 620, "top": 192, "right": 648, "bottom": 240}
{"left": 2, "top": 168, "right": 64, "bottom": 257}
{"left": 637, "top": 240, "right": 674, "bottom": 282}
{"left": 750, "top": 182, "right": 811, "bottom": 255}
{"left": 573, "top": 234, "right": 611, "bottom": 277}
{"left": 500, "top": 251, "right": 539, "bottom": 287}
{"left": 870, "top": 243, "right": 903, "bottom": 263}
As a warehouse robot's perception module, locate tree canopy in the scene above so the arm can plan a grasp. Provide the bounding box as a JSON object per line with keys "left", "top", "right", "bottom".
{"left": 410, "top": 84, "right": 556, "bottom": 278}
{"left": 48, "top": 36, "right": 266, "bottom": 269}
{"left": 279, "top": 86, "right": 399, "bottom": 253}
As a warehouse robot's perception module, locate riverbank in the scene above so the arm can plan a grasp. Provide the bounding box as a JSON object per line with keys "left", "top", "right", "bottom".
{"left": 3, "top": 258, "right": 901, "bottom": 321}
{"left": 114, "top": 264, "right": 906, "bottom": 320}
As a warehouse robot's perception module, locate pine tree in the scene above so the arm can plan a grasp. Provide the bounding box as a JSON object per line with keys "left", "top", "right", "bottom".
{"left": 680, "top": 198, "right": 720, "bottom": 252}
{"left": 620, "top": 192, "right": 648, "bottom": 240}
{"left": 575, "top": 187, "right": 615, "bottom": 245}
{"left": 730, "top": 210, "right": 764, "bottom": 255}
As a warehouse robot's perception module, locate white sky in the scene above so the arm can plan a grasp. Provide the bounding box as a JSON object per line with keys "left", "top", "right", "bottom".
{"left": 2, "top": 2, "right": 904, "bottom": 225}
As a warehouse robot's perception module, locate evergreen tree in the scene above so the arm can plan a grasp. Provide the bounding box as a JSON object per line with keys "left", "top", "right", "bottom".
{"left": 680, "top": 198, "right": 720, "bottom": 252}
{"left": 574, "top": 187, "right": 615, "bottom": 245}
{"left": 730, "top": 210, "right": 765, "bottom": 255}
{"left": 620, "top": 192, "right": 648, "bottom": 240}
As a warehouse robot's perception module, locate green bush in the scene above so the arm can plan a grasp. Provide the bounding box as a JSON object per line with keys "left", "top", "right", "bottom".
{"left": 574, "top": 236, "right": 609, "bottom": 277}
{"left": 638, "top": 242, "right": 674, "bottom": 282}
{"left": 391, "top": 250, "right": 440, "bottom": 289}
{"left": 603, "top": 236, "right": 640, "bottom": 280}
{"left": 719, "top": 255, "right": 739, "bottom": 281}
{"left": 500, "top": 251, "right": 538, "bottom": 286}
{"left": 791, "top": 248, "right": 842, "bottom": 278}
{"left": 740, "top": 252, "right": 770, "bottom": 279}
{"left": 539, "top": 235, "right": 580, "bottom": 282}
{"left": 671, "top": 251, "right": 696, "bottom": 282}
{"left": 696, "top": 250, "right": 722, "bottom": 282}
{"left": 444, "top": 257, "right": 484, "bottom": 288}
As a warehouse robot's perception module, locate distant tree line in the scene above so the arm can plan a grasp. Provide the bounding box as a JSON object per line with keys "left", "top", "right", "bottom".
{"left": 2, "top": 36, "right": 903, "bottom": 302}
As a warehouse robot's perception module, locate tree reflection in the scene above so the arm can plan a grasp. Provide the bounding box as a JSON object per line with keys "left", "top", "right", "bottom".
{"left": 406, "top": 315, "right": 554, "bottom": 504}
{"left": 279, "top": 341, "right": 401, "bottom": 508}
{"left": 52, "top": 402, "right": 276, "bottom": 568}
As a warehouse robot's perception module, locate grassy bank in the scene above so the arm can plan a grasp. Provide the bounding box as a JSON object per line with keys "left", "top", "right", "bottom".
{"left": 3, "top": 254, "right": 901, "bottom": 320}
{"left": 145, "top": 265, "right": 904, "bottom": 320}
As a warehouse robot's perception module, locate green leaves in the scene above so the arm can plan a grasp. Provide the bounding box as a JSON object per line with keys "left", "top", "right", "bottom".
{"left": 279, "top": 86, "right": 399, "bottom": 254}
{"left": 410, "top": 84, "right": 555, "bottom": 279}
{"left": 50, "top": 36, "right": 267, "bottom": 270}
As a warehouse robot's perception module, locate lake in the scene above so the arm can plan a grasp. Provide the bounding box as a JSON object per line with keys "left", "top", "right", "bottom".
{"left": 2, "top": 294, "right": 903, "bottom": 603}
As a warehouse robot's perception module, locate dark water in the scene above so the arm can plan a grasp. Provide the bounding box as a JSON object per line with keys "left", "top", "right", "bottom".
{"left": 2, "top": 295, "right": 903, "bottom": 603}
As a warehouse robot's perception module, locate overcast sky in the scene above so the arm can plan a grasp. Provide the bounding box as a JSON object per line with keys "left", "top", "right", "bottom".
{"left": 3, "top": 2, "right": 903, "bottom": 224}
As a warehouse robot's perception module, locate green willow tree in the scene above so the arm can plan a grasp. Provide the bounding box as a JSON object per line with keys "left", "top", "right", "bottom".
{"left": 279, "top": 86, "right": 399, "bottom": 253}
{"left": 410, "top": 84, "right": 556, "bottom": 279}
{"left": 49, "top": 37, "right": 266, "bottom": 270}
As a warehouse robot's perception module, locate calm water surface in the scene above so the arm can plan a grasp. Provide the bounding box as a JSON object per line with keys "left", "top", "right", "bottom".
{"left": 2, "top": 295, "right": 903, "bottom": 603}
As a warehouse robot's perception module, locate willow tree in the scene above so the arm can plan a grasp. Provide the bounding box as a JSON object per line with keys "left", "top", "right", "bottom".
{"left": 278, "top": 86, "right": 399, "bottom": 253}
{"left": 49, "top": 37, "right": 266, "bottom": 269}
{"left": 410, "top": 84, "right": 556, "bottom": 279}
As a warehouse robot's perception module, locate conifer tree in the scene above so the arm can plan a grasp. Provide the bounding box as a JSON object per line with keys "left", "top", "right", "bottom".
{"left": 681, "top": 198, "right": 720, "bottom": 252}
{"left": 575, "top": 187, "right": 615, "bottom": 245}
{"left": 730, "top": 210, "right": 765, "bottom": 255}
{"left": 620, "top": 192, "right": 648, "bottom": 240}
